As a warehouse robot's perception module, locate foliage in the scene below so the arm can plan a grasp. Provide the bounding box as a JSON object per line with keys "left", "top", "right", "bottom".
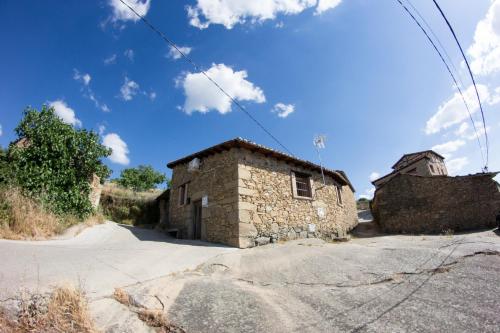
{"left": 0, "top": 146, "right": 12, "bottom": 185}
{"left": 116, "top": 165, "right": 167, "bottom": 192}
{"left": 8, "top": 106, "right": 111, "bottom": 218}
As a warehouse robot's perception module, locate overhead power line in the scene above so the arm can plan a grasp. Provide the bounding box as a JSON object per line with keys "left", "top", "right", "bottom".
{"left": 432, "top": 0, "right": 489, "bottom": 171}
{"left": 394, "top": 0, "right": 486, "bottom": 168}
{"left": 117, "top": 0, "right": 294, "bottom": 156}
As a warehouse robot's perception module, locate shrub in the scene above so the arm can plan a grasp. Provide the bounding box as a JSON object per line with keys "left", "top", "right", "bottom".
{"left": 115, "top": 165, "right": 167, "bottom": 192}
{"left": 8, "top": 106, "right": 111, "bottom": 218}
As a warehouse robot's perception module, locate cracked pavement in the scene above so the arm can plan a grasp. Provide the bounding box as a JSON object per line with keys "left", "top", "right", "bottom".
{"left": 115, "top": 229, "right": 500, "bottom": 333}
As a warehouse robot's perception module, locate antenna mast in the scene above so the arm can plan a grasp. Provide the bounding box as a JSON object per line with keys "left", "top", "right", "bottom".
{"left": 313, "top": 135, "right": 327, "bottom": 186}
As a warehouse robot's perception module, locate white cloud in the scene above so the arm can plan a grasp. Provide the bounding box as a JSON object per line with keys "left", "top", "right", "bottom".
{"left": 73, "top": 69, "right": 91, "bottom": 86}
{"left": 468, "top": 0, "right": 500, "bottom": 76}
{"left": 187, "top": 0, "right": 341, "bottom": 29}
{"left": 109, "top": 0, "right": 151, "bottom": 22}
{"left": 104, "top": 54, "right": 117, "bottom": 65}
{"left": 315, "top": 0, "right": 342, "bottom": 15}
{"left": 102, "top": 133, "right": 130, "bottom": 165}
{"left": 149, "top": 91, "right": 157, "bottom": 101}
{"left": 454, "top": 121, "right": 490, "bottom": 141}
{"left": 124, "top": 49, "right": 134, "bottom": 61}
{"left": 431, "top": 140, "right": 466, "bottom": 158}
{"left": 446, "top": 157, "right": 469, "bottom": 175}
{"left": 178, "top": 63, "right": 265, "bottom": 114}
{"left": 120, "top": 77, "right": 140, "bottom": 101}
{"left": 272, "top": 103, "right": 295, "bottom": 118}
{"left": 167, "top": 45, "right": 192, "bottom": 60}
{"left": 0, "top": 124, "right": 2, "bottom": 136}
{"left": 275, "top": 21, "right": 284, "bottom": 28}
{"left": 369, "top": 172, "right": 380, "bottom": 182}
{"left": 359, "top": 187, "right": 375, "bottom": 200}
{"left": 425, "top": 84, "right": 500, "bottom": 134}
{"left": 49, "top": 100, "right": 82, "bottom": 127}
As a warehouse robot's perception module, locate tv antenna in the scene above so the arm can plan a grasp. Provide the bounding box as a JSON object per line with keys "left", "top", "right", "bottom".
{"left": 313, "top": 135, "right": 327, "bottom": 185}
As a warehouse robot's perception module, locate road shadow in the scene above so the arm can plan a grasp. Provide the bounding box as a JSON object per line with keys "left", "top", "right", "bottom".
{"left": 116, "top": 223, "right": 233, "bottom": 248}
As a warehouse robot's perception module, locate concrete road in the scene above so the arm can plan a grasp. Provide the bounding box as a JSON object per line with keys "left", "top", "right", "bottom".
{"left": 0, "top": 222, "right": 236, "bottom": 300}
{"left": 121, "top": 229, "right": 500, "bottom": 333}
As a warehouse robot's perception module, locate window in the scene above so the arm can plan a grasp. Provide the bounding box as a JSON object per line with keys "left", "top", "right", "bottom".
{"left": 293, "top": 172, "right": 312, "bottom": 198}
{"left": 336, "top": 185, "right": 343, "bottom": 205}
{"left": 429, "top": 164, "right": 435, "bottom": 173}
{"left": 179, "top": 183, "right": 188, "bottom": 206}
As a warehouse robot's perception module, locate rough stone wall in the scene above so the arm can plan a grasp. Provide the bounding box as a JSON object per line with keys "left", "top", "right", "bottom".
{"left": 372, "top": 173, "right": 500, "bottom": 234}
{"left": 235, "top": 149, "right": 358, "bottom": 248}
{"left": 89, "top": 174, "right": 102, "bottom": 209}
{"left": 168, "top": 149, "right": 239, "bottom": 246}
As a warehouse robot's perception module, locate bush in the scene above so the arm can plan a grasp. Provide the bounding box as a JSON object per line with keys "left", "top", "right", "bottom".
{"left": 8, "top": 106, "right": 111, "bottom": 218}
{"left": 115, "top": 165, "right": 167, "bottom": 192}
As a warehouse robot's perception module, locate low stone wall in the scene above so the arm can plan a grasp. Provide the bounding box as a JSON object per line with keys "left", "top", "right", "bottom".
{"left": 372, "top": 173, "right": 500, "bottom": 234}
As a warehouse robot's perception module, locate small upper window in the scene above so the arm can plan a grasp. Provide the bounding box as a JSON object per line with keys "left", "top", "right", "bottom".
{"left": 179, "top": 183, "right": 188, "bottom": 206}
{"left": 293, "top": 172, "right": 312, "bottom": 198}
{"left": 336, "top": 185, "right": 343, "bottom": 205}
{"left": 429, "top": 164, "right": 435, "bottom": 173}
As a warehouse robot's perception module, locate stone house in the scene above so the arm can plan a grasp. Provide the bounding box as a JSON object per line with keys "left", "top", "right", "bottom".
{"left": 372, "top": 150, "right": 447, "bottom": 188}
{"left": 165, "top": 138, "right": 358, "bottom": 248}
{"left": 371, "top": 151, "right": 500, "bottom": 233}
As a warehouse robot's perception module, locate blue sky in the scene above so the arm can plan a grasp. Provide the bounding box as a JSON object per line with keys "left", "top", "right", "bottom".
{"left": 1, "top": 0, "right": 499, "bottom": 197}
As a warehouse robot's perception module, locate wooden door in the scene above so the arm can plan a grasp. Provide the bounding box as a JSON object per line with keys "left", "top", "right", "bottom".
{"left": 192, "top": 200, "right": 202, "bottom": 240}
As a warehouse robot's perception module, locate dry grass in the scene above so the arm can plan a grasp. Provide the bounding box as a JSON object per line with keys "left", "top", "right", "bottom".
{"left": 0, "top": 286, "right": 97, "bottom": 333}
{"left": 102, "top": 182, "right": 161, "bottom": 201}
{"left": 137, "top": 309, "right": 185, "bottom": 333}
{"left": 0, "top": 187, "right": 64, "bottom": 240}
{"left": 113, "top": 288, "right": 130, "bottom": 306}
{"left": 0, "top": 187, "right": 105, "bottom": 240}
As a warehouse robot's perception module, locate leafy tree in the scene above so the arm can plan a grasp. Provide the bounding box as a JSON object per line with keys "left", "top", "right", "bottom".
{"left": 8, "top": 106, "right": 111, "bottom": 218}
{"left": 116, "top": 165, "right": 167, "bottom": 192}
{"left": 0, "top": 146, "right": 11, "bottom": 185}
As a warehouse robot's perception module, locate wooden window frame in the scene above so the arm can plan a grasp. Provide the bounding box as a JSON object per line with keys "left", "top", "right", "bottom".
{"left": 336, "top": 185, "right": 343, "bottom": 206}
{"left": 291, "top": 171, "right": 314, "bottom": 200}
{"left": 178, "top": 183, "right": 189, "bottom": 206}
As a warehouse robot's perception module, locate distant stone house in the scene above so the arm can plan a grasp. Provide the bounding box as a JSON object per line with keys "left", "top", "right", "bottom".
{"left": 372, "top": 150, "right": 447, "bottom": 188}
{"left": 372, "top": 151, "right": 500, "bottom": 234}
{"left": 165, "top": 138, "right": 358, "bottom": 248}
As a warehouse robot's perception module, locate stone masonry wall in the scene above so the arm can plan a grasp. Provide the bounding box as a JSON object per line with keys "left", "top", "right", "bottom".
{"left": 372, "top": 173, "right": 500, "bottom": 234}
{"left": 168, "top": 149, "right": 239, "bottom": 247}
{"left": 235, "top": 149, "right": 358, "bottom": 247}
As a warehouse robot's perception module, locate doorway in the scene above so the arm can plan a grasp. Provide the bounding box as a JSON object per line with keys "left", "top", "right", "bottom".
{"left": 192, "top": 200, "right": 202, "bottom": 240}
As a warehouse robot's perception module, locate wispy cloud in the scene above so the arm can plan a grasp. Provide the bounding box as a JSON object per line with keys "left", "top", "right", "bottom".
{"left": 124, "top": 49, "right": 134, "bottom": 62}
{"left": 369, "top": 172, "right": 380, "bottom": 182}
{"left": 271, "top": 103, "right": 295, "bottom": 118}
{"left": 431, "top": 140, "right": 466, "bottom": 158}
{"left": 119, "top": 77, "right": 140, "bottom": 101}
{"left": 73, "top": 69, "right": 91, "bottom": 86}
{"left": 446, "top": 157, "right": 469, "bottom": 175}
{"left": 108, "top": 0, "right": 151, "bottom": 22}
{"left": 104, "top": 54, "right": 117, "bottom": 65}
{"left": 167, "top": 45, "right": 192, "bottom": 60}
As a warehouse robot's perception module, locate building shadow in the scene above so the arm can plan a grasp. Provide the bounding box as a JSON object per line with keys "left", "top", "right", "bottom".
{"left": 115, "top": 223, "right": 234, "bottom": 248}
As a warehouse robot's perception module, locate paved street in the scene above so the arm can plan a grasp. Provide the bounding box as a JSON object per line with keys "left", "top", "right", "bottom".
{"left": 0, "top": 222, "right": 236, "bottom": 300}
{"left": 120, "top": 228, "right": 500, "bottom": 333}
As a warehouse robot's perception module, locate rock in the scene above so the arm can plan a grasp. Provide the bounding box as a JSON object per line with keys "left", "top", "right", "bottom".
{"left": 255, "top": 237, "right": 270, "bottom": 246}
{"left": 299, "top": 231, "right": 308, "bottom": 239}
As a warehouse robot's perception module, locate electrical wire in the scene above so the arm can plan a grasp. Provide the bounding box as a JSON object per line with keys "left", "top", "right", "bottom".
{"left": 395, "top": 0, "right": 486, "bottom": 168}
{"left": 117, "top": 0, "right": 294, "bottom": 156}
{"left": 432, "top": 0, "right": 489, "bottom": 170}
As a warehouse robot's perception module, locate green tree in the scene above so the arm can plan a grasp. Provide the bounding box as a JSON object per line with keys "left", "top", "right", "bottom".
{"left": 116, "top": 165, "right": 167, "bottom": 192}
{"left": 8, "top": 106, "right": 111, "bottom": 218}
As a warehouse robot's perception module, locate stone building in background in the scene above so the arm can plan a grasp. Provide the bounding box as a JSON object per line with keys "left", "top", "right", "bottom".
{"left": 372, "top": 151, "right": 500, "bottom": 234}
{"left": 165, "top": 138, "right": 358, "bottom": 248}
{"left": 372, "top": 150, "right": 447, "bottom": 188}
